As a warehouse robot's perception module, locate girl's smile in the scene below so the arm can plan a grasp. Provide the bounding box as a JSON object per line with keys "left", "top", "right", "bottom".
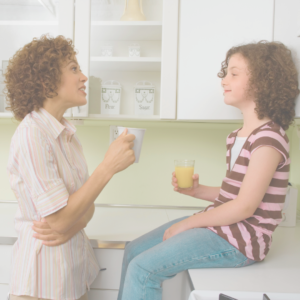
{"left": 221, "top": 53, "right": 253, "bottom": 108}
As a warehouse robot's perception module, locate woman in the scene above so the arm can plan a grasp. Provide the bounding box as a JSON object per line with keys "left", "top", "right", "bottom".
{"left": 5, "top": 34, "right": 135, "bottom": 300}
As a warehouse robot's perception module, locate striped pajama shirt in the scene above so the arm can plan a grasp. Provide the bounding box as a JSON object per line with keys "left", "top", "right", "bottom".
{"left": 7, "top": 108, "right": 99, "bottom": 300}
{"left": 199, "top": 121, "right": 290, "bottom": 262}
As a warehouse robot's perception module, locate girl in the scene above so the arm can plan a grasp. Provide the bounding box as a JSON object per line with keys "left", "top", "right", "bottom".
{"left": 6, "top": 35, "right": 135, "bottom": 300}
{"left": 117, "top": 41, "right": 299, "bottom": 300}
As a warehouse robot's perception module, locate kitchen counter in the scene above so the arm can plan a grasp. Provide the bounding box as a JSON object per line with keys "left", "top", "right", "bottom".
{"left": 0, "top": 201, "right": 202, "bottom": 247}
{"left": 188, "top": 221, "right": 300, "bottom": 297}
{"left": 1, "top": 202, "right": 300, "bottom": 299}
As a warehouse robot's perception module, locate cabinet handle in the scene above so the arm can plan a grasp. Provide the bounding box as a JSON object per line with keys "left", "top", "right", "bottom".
{"left": 100, "top": 268, "right": 107, "bottom": 271}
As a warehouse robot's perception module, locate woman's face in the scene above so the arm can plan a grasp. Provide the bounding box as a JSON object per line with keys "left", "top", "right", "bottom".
{"left": 56, "top": 57, "right": 88, "bottom": 109}
{"left": 221, "top": 53, "right": 253, "bottom": 108}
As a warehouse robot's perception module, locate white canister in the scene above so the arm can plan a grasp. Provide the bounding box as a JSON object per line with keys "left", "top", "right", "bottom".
{"left": 129, "top": 43, "right": 140, "bottom": 57}
{"left": 0, "top": 76, "right": 8, "bottom": 113}
{"left": 134, "top": 81, "right": 155, "bottom": 115}
{"left": 100, "top": 45, "right": 113, "bottom": 57}
{"left": 101, "top": 80, "right": 121, "bottom": 115}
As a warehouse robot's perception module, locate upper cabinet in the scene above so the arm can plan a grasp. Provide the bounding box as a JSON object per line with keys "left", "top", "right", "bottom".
{"left": 176, "top": 0, "right": 274, "bottom": 121}
{"left": 1, "top": 0, "right": 298, "bottom": 122}
{"left": 273, "top": 0, "right": 300, "bottom": 118}
{"left": 73, "top": 0, "right": 178, "bottom": 120}
{"left": 0, "top": 0, "right": 74, "bottom": 118}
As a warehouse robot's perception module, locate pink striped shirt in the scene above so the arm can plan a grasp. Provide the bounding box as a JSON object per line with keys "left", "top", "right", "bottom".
{"left": 200, "top": 121, "right": 290, "bottom": 262}
{"left": 7, "top": 108, "right": 99, "bottom": 299}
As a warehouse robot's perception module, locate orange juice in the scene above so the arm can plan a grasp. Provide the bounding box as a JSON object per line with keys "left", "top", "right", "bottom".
{"left": 175, "top": 166, "right": 194, "bottom": 188}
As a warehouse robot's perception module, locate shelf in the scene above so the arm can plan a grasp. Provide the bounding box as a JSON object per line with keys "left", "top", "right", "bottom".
{"left": 91, "top": 21, "right": 162, "bottom": 41}
{"left": 90, "top": 57, "right": 161, "bottom": 71}
{"left": 0, "top": 21, "right": 58, "bottom": 26}
{"left": 87, "top": 114, "right": 161, "bottom": 121}
{"left": 92, "top": 21, "right": 162, "bottom": 26}
{"left": 0, "top": 112, "right": 13, "bottom": 118}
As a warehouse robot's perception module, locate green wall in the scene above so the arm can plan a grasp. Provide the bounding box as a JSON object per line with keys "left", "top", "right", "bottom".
{"left": 0, "top": 118, "right": 299, "bottom": 210}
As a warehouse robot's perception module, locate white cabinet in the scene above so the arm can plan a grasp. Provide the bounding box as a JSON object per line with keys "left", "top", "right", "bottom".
{"left": 0, "top": 0, "right": 74, "bottom": 118}
{"left": 73, "top": 0, "right": 178, "bottom": 120}
{"left": 176, "top": 0, "right": 274, "bottom": 121}
{"left": 88, "top": 289, "right": 118, "bottom": 300}
{"left": 0, "top": 245, "right": 12, "bottom": 300}
{"left": 0, "top": 284, "right": 9, "bottom": 300}
{"left": 0, "top": 245, "right": 12, "bottom": 285}
{"left": 273, "top": 0, "right": 300, "bottom": 118}
{"left": 91, "top": 249, "right": 124, "bottom": 290}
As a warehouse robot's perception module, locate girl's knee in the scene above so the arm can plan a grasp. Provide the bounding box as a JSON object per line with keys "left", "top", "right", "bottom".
{"left": 123, "top": 240, "right": 142, "bottom": 263}
{"left": 126, "top": 256, "right": 146, "bottom": 282}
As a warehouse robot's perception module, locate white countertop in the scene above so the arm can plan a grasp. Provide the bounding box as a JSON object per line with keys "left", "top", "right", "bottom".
{"left": 188, "top": 221, "right": 300, "bottom": 295}
{"left": 1, "top": 202, "right": 299, "bottom": 296}
{"left": 0, "top": 202, "right": 200, "bottom": 241}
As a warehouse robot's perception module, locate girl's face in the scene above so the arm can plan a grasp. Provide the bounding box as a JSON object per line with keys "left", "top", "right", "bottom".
{"left": 221, "top": 53, "right": 253, "bottom": 108}
{"left": 56, "top": 57, "right": 88, "bottom": 109}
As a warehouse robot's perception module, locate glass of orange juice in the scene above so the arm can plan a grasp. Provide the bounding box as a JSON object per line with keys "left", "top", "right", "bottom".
{"left": 174, "top": 160, "right": 195, "bottom": 189}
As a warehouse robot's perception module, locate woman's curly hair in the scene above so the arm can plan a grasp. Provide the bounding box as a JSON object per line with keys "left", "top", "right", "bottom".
{"left": 4, "top": 34, "right": 76, "bottom": 121}
{"left": 218, "top": 41, "right": 299, "bottom": 130}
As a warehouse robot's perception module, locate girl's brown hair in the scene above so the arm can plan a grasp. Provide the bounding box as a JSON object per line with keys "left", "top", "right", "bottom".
{"left": 4, "top": 34, "right": 76, "bottom": 121}
{"left": 218, "top": 41, "right": 299, "bottom": 130}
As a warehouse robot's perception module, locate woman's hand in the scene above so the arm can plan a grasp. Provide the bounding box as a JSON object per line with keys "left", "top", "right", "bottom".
{"left": 103, "top": 128, "right": 136, "bottom": 175}
{"left": 32, "top": 218, "right": 75, "bottom": 246}
{"left": 163, "top": 218, "right": 191, "bottom": 241}
{"left": 171, "top": 172, "right": 200, "bottom": 197}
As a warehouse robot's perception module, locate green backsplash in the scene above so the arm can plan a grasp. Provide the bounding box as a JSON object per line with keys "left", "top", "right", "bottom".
{"left": 0, "top": 119, "right": 299, "bottom": 209}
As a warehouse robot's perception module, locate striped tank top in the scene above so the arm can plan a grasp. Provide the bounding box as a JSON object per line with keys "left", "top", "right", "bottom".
{"left": 203, "top": 121, "right": 290, "bottom": 262}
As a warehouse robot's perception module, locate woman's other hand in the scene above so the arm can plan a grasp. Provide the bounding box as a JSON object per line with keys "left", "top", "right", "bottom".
{"left": 171, "top": 172, "right": 199, "bottom": 197}
{"left": 103, "top": 128, "right": 136, "bottom": 175}
{"left": 32, "top": 218, "right": 74, "bottom": 246}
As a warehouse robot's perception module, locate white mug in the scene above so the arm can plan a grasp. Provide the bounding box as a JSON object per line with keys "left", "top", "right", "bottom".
{"left": 117, "top": 127, "right": 146, "bottom": 163}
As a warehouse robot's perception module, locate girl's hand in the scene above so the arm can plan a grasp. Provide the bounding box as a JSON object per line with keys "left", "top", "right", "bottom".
{"left": 171, "top": 172, "right": 200, "bottom": 197}
{"left": 32, "top": 218, "right": 73, "bottom": 247}
{"left": 163, "top": 219, "right": 191, "bottom": 241}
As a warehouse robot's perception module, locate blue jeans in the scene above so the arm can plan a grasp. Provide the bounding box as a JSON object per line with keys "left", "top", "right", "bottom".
{"left": 117, "top": 216, "right": 256, "bottom": 300}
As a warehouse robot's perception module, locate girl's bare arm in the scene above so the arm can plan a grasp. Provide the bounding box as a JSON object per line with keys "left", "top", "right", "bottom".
{"left": 164, "top": 146, "right": 282, "bottom": 240}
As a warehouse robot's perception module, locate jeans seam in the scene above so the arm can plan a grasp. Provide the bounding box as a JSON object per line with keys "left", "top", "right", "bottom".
{"left": 234, "top": 259, "right": 248, "bottom": 268}
{"left": 141, "top": 249, "right": 238, "bottom": 299}
{"left": 234, "top": 258, "right": 255, "bottom": 268}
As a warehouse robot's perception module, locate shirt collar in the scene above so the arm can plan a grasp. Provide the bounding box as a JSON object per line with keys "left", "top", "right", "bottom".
{"left": 35, "top": 108, "right": 76, "bottom": 140}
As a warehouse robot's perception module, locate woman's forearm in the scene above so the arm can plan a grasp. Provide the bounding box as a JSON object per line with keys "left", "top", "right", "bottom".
{"left": 193, "top": 185, "right": 221, "bottom": 202}
{"left": 83, "top": 203, "right": 95, "bottom": 226}
{"left": 63, "top": 204, "right": 95, "bottom": 240}
{"left": 45, "top": 162, "right": 112, "bottom": 233}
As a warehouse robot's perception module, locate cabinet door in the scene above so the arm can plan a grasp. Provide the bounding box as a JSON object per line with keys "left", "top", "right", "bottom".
{"left": 58, "top": 0, "right": 75, "bottom": 118}
{"left": 0, "top": 245, "right": 13, "bottom": 284}
{"left": 0, "top": 284, "right": 9, "bottom": 300}
{"left": 73, "top": 0, "right": 91, "bottom": 118}
{"left": 274, "top": 0, "right": 300, "bottom": 118}
{"left": 0, "top": 0, "right": 74, "bottom": 118}
{"left": 73, "top": 0, "right": 180, "bottom": 121}
{"left": 88, "top": 289, "right": 118, "bottom": 300}
{"left": 177, "top": 0, "right": 274, "bottom": 121}
{"left": 160, "top": 0, "right": 179, "bottom": 120}
{"left": 91, "top": 249, "right": 124, "bottom": 290}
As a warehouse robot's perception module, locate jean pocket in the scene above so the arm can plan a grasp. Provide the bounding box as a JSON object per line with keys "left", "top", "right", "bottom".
{"left": 235, "top": 258, "right": 256, "bottom": 268}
